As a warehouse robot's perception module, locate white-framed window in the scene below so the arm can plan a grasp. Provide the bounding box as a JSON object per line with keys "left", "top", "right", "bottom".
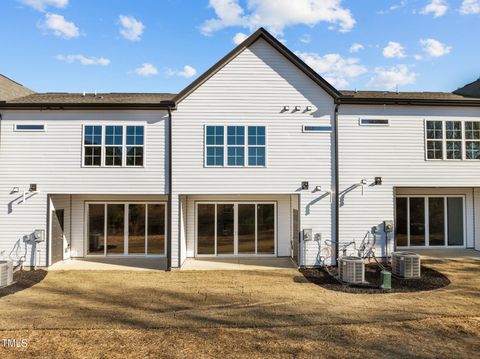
{"left": 425, "top": 120, "right": 480, "bottom": 161}
{"left": 204, "top": 125, "right": 266, "bottom": 167}
{"left": 83, "top": 125, "right": 145, "bottom": 167}
{"left": 359, "top": 119, "right": 389, "bottom": 126}
{"left": 14, "top": 124, "right": 45, "bottom": 131}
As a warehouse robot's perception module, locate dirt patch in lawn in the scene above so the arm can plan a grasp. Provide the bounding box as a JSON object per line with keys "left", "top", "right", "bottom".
{"left": 298, "top": 263, "right": 450, "bottom": 294}
{"left": 0, "top": 270, "right": 47, "bottom": 298}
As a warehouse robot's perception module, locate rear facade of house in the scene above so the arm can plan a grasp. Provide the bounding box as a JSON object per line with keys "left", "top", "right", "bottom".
{"left": 0, "top": 29, "right": 479, "bottom": 270}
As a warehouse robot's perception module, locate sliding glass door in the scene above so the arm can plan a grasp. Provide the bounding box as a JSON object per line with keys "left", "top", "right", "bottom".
{"left": 196, "top": 202, "right": 276, "bottom": 256}
{"left": 395, "top": 196, "right": 465, "bottom": 248}
{"left": 87, "top": 202, "right": 166, "bottom": 256}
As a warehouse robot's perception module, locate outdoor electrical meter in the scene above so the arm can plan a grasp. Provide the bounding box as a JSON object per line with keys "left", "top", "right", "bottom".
{"left": 384, "top": 221, "right": 394, "bottom": 233}
{"left": 303, "top": 229, "right": 313, "bottom": 241}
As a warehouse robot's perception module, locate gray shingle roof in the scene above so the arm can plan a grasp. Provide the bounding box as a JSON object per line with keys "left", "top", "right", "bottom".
{"left": 0, "top": 74, "right": 34, "bottom": 101}
{"left": 340, "top": 90, "right": 480, "bottom": 101}
{"left": 6, "top": 92, "right": 176, "bottom": 104}
{"left": 453, "top": 78, "right": 480, "bottom": 98}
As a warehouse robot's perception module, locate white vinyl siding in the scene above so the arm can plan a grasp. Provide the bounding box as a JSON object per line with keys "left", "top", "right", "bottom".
{"left": 172, "top": 38, "right": 335, "bottom": 266}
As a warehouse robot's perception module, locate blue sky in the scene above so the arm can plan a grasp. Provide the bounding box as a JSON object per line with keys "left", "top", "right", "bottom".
{"left": 1, "top": 0, "right": 479, "bottom": 93}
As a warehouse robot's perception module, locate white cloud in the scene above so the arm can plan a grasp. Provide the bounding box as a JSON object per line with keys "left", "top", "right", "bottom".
{"left": 19, "top": 0, "right": 68, "bottom": 11}
{"left": 349, "top": 43, "right": 364, "bottom": 53}
{"left": 296, "top": 52, "right": 367, "bottom": 88}
{"left": 166, "top": 65, "right": 198, "bottom": 78}
{"left": 233, "top": 32, "right": 248, "bottom": 45}
{"left": 56, "top": 54, "right": 110, "bottom": 66}
{"left": 382, "top": 41, "right": 406, "bottom": 58}
{"left": 119, "top": 15, "right": 144, "bottom": 41}
{"left": 134, "top": 63, "right": 158, "bottom": 77}
{"left": 300, "top": 34, "right": 311, "bottom": 44}
{"left": 420, "top": 0, "right": 448, "bottom": 17}
{"left": 420, "top": 38, "right": 451, "bottom": 57}
{"left": 42, "top": 13, "right": 79, "bottom": 38}
{"left": 460, "top": 0, "right": 480, "bottom": 14}
{"left": 201, "top": 0, "right": 356, "bottom": 36}
{"left": 367, "top": 65, "right": 417, "bottom": 90}
{"left": 414, "top": 54, "right": 423, "bottom": 60}
{"left": 378, "top": 1, "right": 407, "bottom": 14}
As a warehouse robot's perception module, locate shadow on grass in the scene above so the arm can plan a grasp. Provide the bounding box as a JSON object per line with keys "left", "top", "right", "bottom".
{"left": 0, "top": 270, "right": 48, "bottom": 298}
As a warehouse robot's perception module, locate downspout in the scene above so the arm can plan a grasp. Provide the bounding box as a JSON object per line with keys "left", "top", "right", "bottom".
{"left": 334, "top": 101, "right": 340, "bottom": 264}
{"left": 166, "top": 107, "right": 173, "bottom": 271}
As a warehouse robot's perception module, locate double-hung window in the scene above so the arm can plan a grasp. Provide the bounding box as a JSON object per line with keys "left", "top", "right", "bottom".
{"left": 426, "top": 121, "right": 443, "bottom": 160}
{"left": 206, "top": 126, "right": 225, "bottom": 166}
{"left": 84, "top": 126, "right": 103, "bottom": 166}
{"left": 445, "top": 121, "right": 462, "bottom": 159}
{"left": 205, "top": 125, "right": 266, "bottom": 167}
{"left": 465, "top": 122, "right": 480, "bottom": 159}
{"left": 83, "top": 125, "right": 144, "bottom": 167}
{"left": 126, "top": 126, "right": 144, "bottom": 166}
{"left": 105, "top": 126, "right": 123, "bottom": 166}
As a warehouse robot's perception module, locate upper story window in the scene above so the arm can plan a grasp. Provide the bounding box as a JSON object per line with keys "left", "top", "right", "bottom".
{"left": 426, "top": 120, "right": 480, "bottom": 160}
{"left": 205, "top": 125, "right": 266, "bottom": 167}
{"left": 83, "top": 125, "right": 144, "bottom": 167}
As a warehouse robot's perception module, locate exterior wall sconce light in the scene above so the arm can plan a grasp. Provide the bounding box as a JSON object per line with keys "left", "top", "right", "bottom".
{"left": 306, "top": 106, "right": 312, "bottom": 111}
{"left": 375, "top": 177, "right": 382, "bottom": 185}
{"left": 29, "top": 184, "right": 37, "bottom": 192}
{"left": 295, "top": 106, "right": 301, "bottom": 111}
{"left": 314, "top": 185, "right": 322, "bottom": 192}
{"left": 11, "top": 187, "right": 19, "bottom": 194}
{"left": 301, "top": 181, "right": 309, "bottom": 190}
{"left": 283, "top": 106, "right": 290, "bottom": 111}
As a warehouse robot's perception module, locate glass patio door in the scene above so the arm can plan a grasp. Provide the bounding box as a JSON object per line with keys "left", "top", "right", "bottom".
{"left": 196, "top": 202, "right": 276, "bottom": 256}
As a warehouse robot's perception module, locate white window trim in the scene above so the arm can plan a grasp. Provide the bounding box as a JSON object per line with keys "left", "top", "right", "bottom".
{"left": 395, "top": 195, "right": 466, "bottom": 249}
{"left": 194, "top": 201, "right": 277, "bottom": 257}
{"left": 204, "top": 124, "right": 268, "bottom": 168}
{"left": 14, "top": 124, "right": 46, "bottom": 132}
{"left": 82, "top": 124, "right": 146, "bottom": 168}
{"left": 85, "top": 201, "right": 167, "bottom": 257}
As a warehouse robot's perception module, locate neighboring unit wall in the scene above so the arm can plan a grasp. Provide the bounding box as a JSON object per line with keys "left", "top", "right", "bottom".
{"left": 172, "top": 38, "right": 336, "bottom": 266}
{"left": 0, "top": 110, "right": 168, "bottom": 266}
{"left": 338, "top": 105, "right": 480, "bottom": 253}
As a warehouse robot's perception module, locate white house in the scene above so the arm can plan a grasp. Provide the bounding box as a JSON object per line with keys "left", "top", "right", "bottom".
{"left": 0, "top": 28, "right": 479, "bottom": 270}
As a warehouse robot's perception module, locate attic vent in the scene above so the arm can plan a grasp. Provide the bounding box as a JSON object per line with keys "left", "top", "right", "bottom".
{"left": 338, "top": 256, "right": 365, "bottom": 284}
{"left": 392, "top": 251, "right": 421, "bottom": 278}
{"left": 359, "top": 119, "right": 389, "bottom": 126}
{"left": 302, "top": 125, "right": 332, "bottom": 132}
{"left": 0, "top": 261, "right": 13, "bottom": 288}
{"left": 15, "top": 124, "right": 45, "bottom": 131}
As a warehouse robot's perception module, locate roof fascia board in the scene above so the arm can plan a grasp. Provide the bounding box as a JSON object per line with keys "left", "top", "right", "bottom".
{"left": 337, "top": 97, "right": 480, "bottom": 107}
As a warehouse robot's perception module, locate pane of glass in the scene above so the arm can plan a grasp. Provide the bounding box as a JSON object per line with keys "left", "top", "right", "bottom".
{"left": 227, "top": 126, "right": 245, "bottom": 145}
{"left": 428, "top": 198, "right": 445, "bottom": 246}
{"left": 427, "top": 141, "right": 443, "bottom": 159}
{"left": 206, "top": 146, "right": 223, "bottom": 166}
{"left": 466, "top": 141, "right": 480, "bottom": 159}
{"left": 248, "top": 126, "right": 265, "bottom": 145}
{"left": 238, "top": 204, "right": 256, "bottom": 254}
{"left": 107, "top": 204, "right": 124, "bottom": 254}
{"left": 129, "top": 204, "right": 145, "bottom": 254}
{"left": 84, "top": 126, "right": 102, "bottom": 145}
{"left": 257, "top": 204, "right": 275, "bottom": 254}
{"left": 105, "top": 146, "right": 122, "bottom": 166}
{"left": 206, "top": 126, "right": 224, "bottom": 146}
{"left": 197, "top": 204, "right": 215, "bottom": 255}
{"left": 126, "top": 126, "right": 144, "bottom": 146}
{"left": 88, "top": 204, "right": 105, "bottom": 254}
{"left": 395, "top": 198, "right": 408, "bottom": 246}
{"left": 105, "top": 126, "right": 123, "bottom": 145}
{"left": 248, "top": 147, "right": 265, "bottom": 166}
{"left": 84, "top": 146, "right": 101, "bottom": 166}
{"left": 447, "top": 198, "right": 464, "bottom": 246}
{"left": 446, "top": 141, "right": 462, "bottom": 159}
{"left": 126, "top": 146, "right": 143, "bottom": 166}
{"left": 217, "top": 204, "right": 234, "bottom": 254}
{"left": 148, "top": 204, "right": 165, "bottom": 254}
{"left": 409, "top": 198, "right": 425, "bottom": 246}
{"left": 426, "top": 121, "right": 442, "bottom": 139}
{"left": 446, "top": 121, "right": 462, "bottom": 140}
{"left": 465, "top": 122, "right": 480, "bottom": 140}
{"left": 227, "top": 146, "right": 244, "bottom": 166}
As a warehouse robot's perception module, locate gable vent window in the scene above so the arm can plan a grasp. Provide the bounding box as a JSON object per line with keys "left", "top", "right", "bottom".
{"left": 426, "top": 120, "right": 480, "bottom": 160}
{"left": 303, "top": 125, "right": 332, "bottom": 133}
{"left": 15, "top": 124, "right": 45, "bottom": 131}
{"left": 359, "top": 119, "right": 389, "bottom": 126}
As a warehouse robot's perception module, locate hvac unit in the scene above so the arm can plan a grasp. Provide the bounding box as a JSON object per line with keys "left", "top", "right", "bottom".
{"left": 338, "top": 256, "right": 365, "bottom": 284}
{"left": 0, "top": 261, "right": 13, "bottom": 288}
{"left": 392, "top": 251, "right": 421, "bottom": 279}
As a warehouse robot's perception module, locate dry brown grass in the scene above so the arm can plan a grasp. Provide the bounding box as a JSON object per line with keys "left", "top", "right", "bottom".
{"left": 0, "top": 259, "right": 479, "bottom": 358}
